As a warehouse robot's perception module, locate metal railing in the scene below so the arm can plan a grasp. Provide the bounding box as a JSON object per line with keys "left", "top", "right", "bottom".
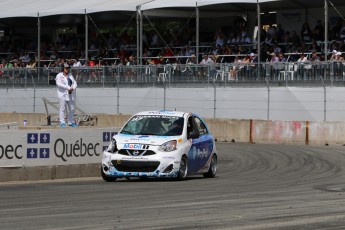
{"left": 1, "top": 61, "right": 345, "bottom": 88}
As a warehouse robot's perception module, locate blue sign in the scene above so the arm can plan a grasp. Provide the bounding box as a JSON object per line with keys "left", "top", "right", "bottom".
{"left": 111, "top": 132, "right": 118, "bottom": 137}
{"left": 40, "top": 133, "right": 50, "bottom": 144}
{"left": 103, "top": 132, "right": 111, "bottom": 142}
{"left": 27, "top": 133, "right": 38, "bottom": 144}
{"left": 40, "top": 148, "right": 50, "bottom": 158}
{"left": 27, "top": 148, "right": 38, "bottom": 158}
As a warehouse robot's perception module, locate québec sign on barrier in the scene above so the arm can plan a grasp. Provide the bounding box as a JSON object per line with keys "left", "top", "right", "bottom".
{"left": 0, "top": 129, "right": 118, "bottom": 167}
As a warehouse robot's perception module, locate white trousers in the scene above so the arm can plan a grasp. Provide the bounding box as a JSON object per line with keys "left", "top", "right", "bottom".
{"left": 59, "top": 98, "right": 75, "bottom": 125}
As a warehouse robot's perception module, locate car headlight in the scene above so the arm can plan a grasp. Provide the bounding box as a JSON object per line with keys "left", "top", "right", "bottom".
{"left": 107, "top": 138, "right": 118, "bottom": 153}
{"left": 158, "top": 140, "right": 177, "bottom": 152}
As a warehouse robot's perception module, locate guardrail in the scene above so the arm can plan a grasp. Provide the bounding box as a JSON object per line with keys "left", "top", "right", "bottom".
{"left": 0, "top": 62, "right": 345, "bottom": 88}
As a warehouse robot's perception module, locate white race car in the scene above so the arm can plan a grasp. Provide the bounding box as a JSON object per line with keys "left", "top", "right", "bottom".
{"left": 101, "top": 110, "right": 217, "bottom": 181}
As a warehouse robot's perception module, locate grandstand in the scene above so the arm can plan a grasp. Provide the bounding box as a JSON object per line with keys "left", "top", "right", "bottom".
{"left": 1, "top": 0, "right": 345, "bottom": 122}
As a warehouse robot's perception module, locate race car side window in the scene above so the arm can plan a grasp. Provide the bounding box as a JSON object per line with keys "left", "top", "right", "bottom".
{"left": 194, "top": 116, "right": 208, "bottom": 135}
{"left": 187, "top": 116, "right": 199, "bottom": 139}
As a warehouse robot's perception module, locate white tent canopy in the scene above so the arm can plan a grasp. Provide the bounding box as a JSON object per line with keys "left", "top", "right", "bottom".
{"left": 0, "top": 0, "right": 149, "bottom": 18}
{"left": 0, "top": 0, "right": 344, "bottom": 18}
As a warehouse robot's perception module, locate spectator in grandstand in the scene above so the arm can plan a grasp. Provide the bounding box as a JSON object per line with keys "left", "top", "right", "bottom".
{"left": 270, "top": 52, "right": 281, "bottom": 80}
{"left": 55, "top": 63, "right": 78, "bottom": 128}
{"left": 187, "top": 54, "right": 197, "bottom": 64}
{"left": 72, "top": 58, "right": 82, "bottom": 82}
{"left": 267, "top": 24, "right": 276, "bottom": 38}
{"left": 297, "top": 53, "right": 308, "bottom": 63}
{"left": 222, "top": 44, "right": 234, "bottom": 63}
{"left": 276, "top": 24, "right": 285, "bottom": 43}
{"left": 200, "top": 53, "right": 214, "bottom": 65}
{"left": 310, "top": 51, "right": 320, "bottom": 62}
{"left": 19, "top": 51, "right": 31, "bottom": 63}
{"left": 278, "top": 52, "right": 287, "bottom": 62}
{"left": 312, "top": 20, "right": 324, "bottom": 41}
{"left": 162, "top": 47, "right": 175, "bottom": 64}
{"left": 214, "top": 29, "right": 225, "bottom": 47}
{"left": 329, "top": 51, "right": 344, "bottom": 78}
{"left": 306, "top": 51, "right": 321, "bottom": 79}
{"left": 49, "top": 50, "right": 58, "bottom": 61}
{"left": 329, "top": 50, "right": 338, "bottom": 61}
{"left": 270, "top": 52, "right": 279, "bottom": 63}
{"left": 240, "top": 32, "right": 251, "bottom": 44}
{"left": 175, "top": 54, "right": 193, "bottom": 81}
{"left": 248, "top": 53, "right": 258, "bottom": 79}
{"left": 12, "top": 60, "right": 22, "bottom": 82}
{"left": 335, "top": 52, "right": 344, "bottom": 62}
{"left": 125, "top": 55, "right": 137, "bottom": 82}
{"left": 260, "top": 28, "right": 267, "bottom": 42}
{"left": 275, "top": 51, "right": 286, "bottom": 72}
{"left": 26, "top": 59, "right": 37, "bottom": 78}
{"left": 86, "top": 58, "right": 97, "bottom": 82}
{"left": 264, "top": 33, "right": 273, "bottom": 45}
{"left": 210, "top": 44, "right": 219, "bottom": 55}
{"left": 301, "top": 22, "right": 312, "bottom": 43}
{"left": 199, "top": 53, "right": 214, "bottom": 81}
{"left": 185, "top": 45, "right": 194, "bottom": 57}
{"left": 1, "top": 60, "right": 13, "bottom": 81}
{"left": 230, "top": 56, "right": 243, "bottom": 81}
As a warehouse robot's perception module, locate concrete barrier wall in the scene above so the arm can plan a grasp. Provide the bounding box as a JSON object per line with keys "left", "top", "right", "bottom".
{"left": 2, "top": 87, "right": 345, "bottom": 122}
{"left": 1, "top": 113, "right": 345, "bottom": 182}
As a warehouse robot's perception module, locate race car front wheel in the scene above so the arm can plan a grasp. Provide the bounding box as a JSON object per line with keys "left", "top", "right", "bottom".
{"left": 177, "top": 156, "right": 188, "bottom": 180}
{"left": 101, "top": 168, "right": 118, "bottom": 182}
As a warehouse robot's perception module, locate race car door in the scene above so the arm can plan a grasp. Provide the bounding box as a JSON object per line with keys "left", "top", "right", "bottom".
{"left": 187, "top": 115, "right": 213, "bottom": 173}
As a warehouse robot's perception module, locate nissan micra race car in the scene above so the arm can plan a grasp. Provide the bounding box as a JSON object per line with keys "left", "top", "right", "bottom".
{"left": 101, "top": 110, "right": 217, "bottom": 181}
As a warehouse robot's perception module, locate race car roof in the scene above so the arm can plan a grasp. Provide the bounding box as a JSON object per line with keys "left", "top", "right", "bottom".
{"left": 134, "top": 110, "right": 187, "bottom": 117}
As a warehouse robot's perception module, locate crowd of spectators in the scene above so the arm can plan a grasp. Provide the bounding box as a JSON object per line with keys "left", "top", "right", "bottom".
{"left": 0, "top": 18, "right": 345, "bottom": 83}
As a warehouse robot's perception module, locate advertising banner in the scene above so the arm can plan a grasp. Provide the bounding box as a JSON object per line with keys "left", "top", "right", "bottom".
{"left": 0, "top": 128, "right": 119, "bottom": 167}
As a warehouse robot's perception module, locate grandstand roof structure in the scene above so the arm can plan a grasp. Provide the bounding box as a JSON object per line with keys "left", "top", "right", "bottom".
{"left": 0, "top": 0, "right": 344, "bottom": 19}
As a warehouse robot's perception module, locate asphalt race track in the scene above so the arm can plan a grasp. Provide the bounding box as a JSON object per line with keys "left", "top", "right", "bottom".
{"left": 1, "top": 143, "right": 345, "bottom": 230}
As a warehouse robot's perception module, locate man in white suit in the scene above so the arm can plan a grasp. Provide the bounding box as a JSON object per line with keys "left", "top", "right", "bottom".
{"left": 55, "top": 63, "right": 78, "bottom": 128}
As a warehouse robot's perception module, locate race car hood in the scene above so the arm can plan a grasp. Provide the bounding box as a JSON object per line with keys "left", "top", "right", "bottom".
{"left": 115, "top": 133, "right": 180, "bottom": 147}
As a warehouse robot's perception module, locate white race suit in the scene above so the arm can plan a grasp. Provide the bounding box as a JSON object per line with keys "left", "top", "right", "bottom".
{"left": 55, "top": 72, "right": 77, "bottom": 125}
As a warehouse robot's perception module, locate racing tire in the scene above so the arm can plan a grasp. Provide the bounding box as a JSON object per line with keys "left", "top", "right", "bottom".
{"left": 101, "top": 168, "right": 117, "bottom": 182}
{"left": 177, "top": 156, "right": 188, "bottom": 180}
{"left": 203, "top": 154, "right": 217, "bottom": 178}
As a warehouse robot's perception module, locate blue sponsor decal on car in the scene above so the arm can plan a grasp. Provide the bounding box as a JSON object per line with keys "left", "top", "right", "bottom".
{"left": 123, "top": 143, "right": 143, "bottom": 149}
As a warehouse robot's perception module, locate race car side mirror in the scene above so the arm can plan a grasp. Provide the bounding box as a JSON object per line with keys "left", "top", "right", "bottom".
{"left": 188, "top": 131, "right": 199, "bottom": 139}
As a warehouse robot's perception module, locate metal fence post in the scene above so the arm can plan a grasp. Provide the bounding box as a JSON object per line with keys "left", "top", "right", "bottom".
{"left": 213, "top": 81, "right": 216, "bottom": 119}
{"left": 163, "top": 82, "right": 166, "bottom": 110}
{"left": 265, "top": 77, "right": 270, "bottom": 120}
{"left": 117, "top": 77, "right": 120, "bottom": 114}
{"left": 320, "top": 75, "right": 326, "bottom": 121}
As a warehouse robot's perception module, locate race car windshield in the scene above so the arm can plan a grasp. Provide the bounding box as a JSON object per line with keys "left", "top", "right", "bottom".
{"left": 120, "top": 115, "right": 184, "bottom": 136}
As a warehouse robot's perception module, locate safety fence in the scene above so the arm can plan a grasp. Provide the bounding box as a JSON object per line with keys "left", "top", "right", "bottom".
{"left": 1, "top": 62, "right": 345, "bottom": 88}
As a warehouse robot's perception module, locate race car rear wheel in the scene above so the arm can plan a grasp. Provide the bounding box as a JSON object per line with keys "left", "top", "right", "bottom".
{"left": 177, "top": 156, "right": 188, "bottom": 180}
{"left": 101, "top": 168, "right": 118, "bottom": 182}
{"left": 203, "top": 154, "right": 217, "bottom": 178}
